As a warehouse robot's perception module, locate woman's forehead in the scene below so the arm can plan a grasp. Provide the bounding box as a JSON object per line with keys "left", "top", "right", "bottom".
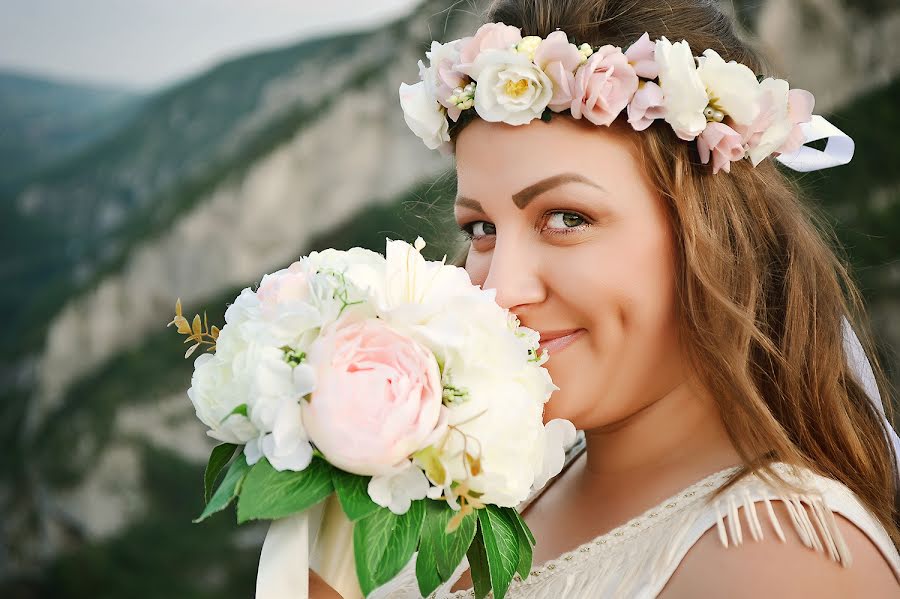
{"left": 455, "top": 118, "right": 643, "bottom": 195}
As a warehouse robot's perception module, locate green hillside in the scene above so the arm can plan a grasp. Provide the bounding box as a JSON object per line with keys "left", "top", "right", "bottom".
{"left": 0, "top": 71, "right": 142, "bottom": 188}
{"left": 2, "top": 0, "right": 898, "bottom": 596}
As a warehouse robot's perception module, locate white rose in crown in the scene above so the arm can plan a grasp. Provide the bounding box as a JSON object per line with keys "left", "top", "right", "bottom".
{"left": 655, "top": 37, "right": 709, "bottom": 141}
{"left": 398, "top": 81, "right": 451, "bottom": 151}
{"left": 462, "top": 49, "right": 554, "bottom": 125}
{"left": 695, "top": 49, "right": 761, "bottom": 125}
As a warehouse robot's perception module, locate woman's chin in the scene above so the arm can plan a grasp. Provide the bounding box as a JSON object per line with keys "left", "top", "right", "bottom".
{"left": 541, "top": 400, "right": 580, "bottom": 428}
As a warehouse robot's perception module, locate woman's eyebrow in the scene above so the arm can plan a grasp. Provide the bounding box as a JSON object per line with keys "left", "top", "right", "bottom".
{"left": 512, "top": 173, "right": 606, "bottom": 208}
{"left": 454, "top": 172, "right": 606, "bottom": 212}
{"left": 454, "top": 196, "right": 484, "bottom": 213}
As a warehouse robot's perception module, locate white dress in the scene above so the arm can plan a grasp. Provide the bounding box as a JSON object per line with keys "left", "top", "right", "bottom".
{"left": 369, "top": 433, "right": 900, "bottom": 598}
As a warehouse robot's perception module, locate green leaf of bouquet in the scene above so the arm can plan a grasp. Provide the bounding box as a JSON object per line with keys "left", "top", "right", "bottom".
{"left": 430, "top": 504, "right": 477, "bottom": 581}
{"left": 414, "top": 501, "right": 477, "bottom": 596}
{"left": 236, "top": 457, "right": 334, "bottom": 523}
{"left": 507, "top": 508, "right": 533, "bottom": 580}
{"left": 466, "top": 521, "right": 492, "bottom": 599}
{"left": 511, "top": 507, "right": 536, "bottom": 546}
{"left": 353, "top": 499, "right": 426, "bottom": 596}
{"left": 478, "top": 505, "right": 520, "bottom": 599}
{"left": 331, "top": 469, "right": 380, "bottom": 522}
{"left": 414, "top": 541, "right": 443, "bottom": 598}
{"left": 203, "top": 443, "right": 238, "bottom": 503}
{"left": 194, "top": 453, "right": 250, "bottom": 523}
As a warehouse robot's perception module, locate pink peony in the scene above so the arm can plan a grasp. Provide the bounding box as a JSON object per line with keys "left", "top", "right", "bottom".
{"left": 778, "top": 88, "right": 815, "bottom": 155}
{"left": 533, "top": 31, "right": 584, "bottom": 112}
{"left": 301, "top": 319, "right": 445, "bottom": 476}
{"left": 570, "top": 45, "right": 639, "bottom": 126}
{"left": 697, "top": 122, "right": 745, "bottom": 174}
{"left": 456, "top": 22, "right": 523, "bottom": 71}
{"left": 624, "top": 32, "right": 658, "bottom": 79}
{"left": 627, "top": 81, "right": 665, "bottom": 131}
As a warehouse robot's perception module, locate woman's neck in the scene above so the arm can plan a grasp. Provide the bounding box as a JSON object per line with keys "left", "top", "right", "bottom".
{"left": 575, "top": 380, "right": 743, "bottom": 507}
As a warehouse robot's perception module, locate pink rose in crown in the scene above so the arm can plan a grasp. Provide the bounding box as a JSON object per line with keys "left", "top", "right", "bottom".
{"left": 627, "top": 81, "right": 665, "bottom": 131}
{"left": 456, "top": 22, "right": 523, "bottom": 71}
{"left": 301, "top": 318, "right": 446, "bottom": 477}
{"left": 697, "top": 122, "right": 745, "bottom": 174}
{"left": 533, "top": 31, "right": 584, "bottom": 112}
{"left": 571, "top": 45, "right": 639, "bottom": 126}
{"left": 625, "top": 32, "right": 658, "bottom": 79}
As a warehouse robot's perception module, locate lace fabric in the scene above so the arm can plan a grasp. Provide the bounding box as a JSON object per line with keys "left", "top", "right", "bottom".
{"left": 369, "top": 444, "right": 900, "bottom": 598}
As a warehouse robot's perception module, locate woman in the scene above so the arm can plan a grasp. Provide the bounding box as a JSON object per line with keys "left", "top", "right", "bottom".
{"left": 316, "top": 0, "right": 900, "bottom": 596}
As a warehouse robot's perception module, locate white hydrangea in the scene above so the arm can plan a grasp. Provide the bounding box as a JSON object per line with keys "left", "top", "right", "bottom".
{"left": 368, "top": 464, "right": 432, "bottom": 515}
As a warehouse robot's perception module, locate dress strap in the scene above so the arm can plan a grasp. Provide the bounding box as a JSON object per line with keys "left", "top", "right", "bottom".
{"left": 674, "top": 463, "right": 900, "bottom": 583}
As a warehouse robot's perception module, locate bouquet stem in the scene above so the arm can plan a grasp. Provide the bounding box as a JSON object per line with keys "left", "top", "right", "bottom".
{"left": 310, "top": 494, "right": 364, "bottom": 599}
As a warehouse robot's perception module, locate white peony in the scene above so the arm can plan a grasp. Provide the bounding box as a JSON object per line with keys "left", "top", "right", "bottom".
{"left": 695, "top": 49, "right": 760, "bottom": 126}
{"left": 253, "top": 262, "right": 323, "bottom": 348}
{"left": 655, "top": 37, "right": 709, "bottom": 141}
{"left": 367, "top": 238, "right": 566, "bottom": 507}
{"left": 399, "top": 81, "right": 450, "bottom": 150}
{"left": 437, "top": 365, "right": 549, "bottom": 506}
{"left": 188, "top": 351, "right": 259, "bottom": 445}
{"left": 368, "top": 464, "right": 432, "bottom": 515}
{"left": 462, "top": 49, "right": 553, "bottom": 125}
{"left": 378, "top": 238, "right": 513, "bottom": 372}
{"left": 747, "top": 78, "right": 793, "bottom": 166}
{"left": 222, "top": 287, "right": 264, "bottom": 352}
{"left": 301, "top": 247, "right": 386, "bottom": 328}
{"left": 192, "top": 275, "right": 321, "bottom": 471}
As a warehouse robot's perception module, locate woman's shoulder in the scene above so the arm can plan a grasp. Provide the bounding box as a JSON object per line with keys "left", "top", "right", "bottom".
{"left": 660, "top": 462, "right": 900, "bottom": 598}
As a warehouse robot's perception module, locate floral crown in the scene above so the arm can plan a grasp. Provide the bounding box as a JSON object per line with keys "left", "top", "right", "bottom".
{"left": 399, "top": 23, "right": 853, "bottom": 174}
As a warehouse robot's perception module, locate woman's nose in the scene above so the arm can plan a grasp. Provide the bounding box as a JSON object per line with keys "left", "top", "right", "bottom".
{"left": 481, "top": 236, "right": 546, "bottom": 311}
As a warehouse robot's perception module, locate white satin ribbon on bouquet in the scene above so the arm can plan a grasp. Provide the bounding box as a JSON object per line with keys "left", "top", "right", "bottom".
{"left": 776, "top": 115, "right": 855, "bottom": 172}
{"left": 256, "top": 494, "right": 364, "bottom": 599}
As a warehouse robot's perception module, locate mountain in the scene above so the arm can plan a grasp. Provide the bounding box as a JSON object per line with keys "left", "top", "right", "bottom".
{"left": 0, "top": 71, "right": 142, "bottom": 188}
{"left": 2, "top": 0, "right": 898, "bottom": 596}
{"left": 1, "top": 0, "right": 472, "bottom": 594}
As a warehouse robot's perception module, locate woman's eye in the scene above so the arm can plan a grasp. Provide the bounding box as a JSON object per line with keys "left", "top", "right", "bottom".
{"left": 545, "top": 211, "right": 587, "bottom": 231}
{"left": 460, "top": 221, "right": 496, "bottom": 239}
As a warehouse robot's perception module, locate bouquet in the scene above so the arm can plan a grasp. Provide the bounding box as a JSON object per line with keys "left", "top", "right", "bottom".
{"left": 168, "top": 237, "right": 576, "bottom": 598}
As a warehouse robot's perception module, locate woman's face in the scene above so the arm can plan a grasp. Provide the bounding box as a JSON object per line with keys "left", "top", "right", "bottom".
{"left": 454, "top": 117, "right": 686, "bottom": 430}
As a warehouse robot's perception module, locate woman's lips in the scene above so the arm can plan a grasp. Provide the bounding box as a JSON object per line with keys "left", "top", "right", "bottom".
{"left": 538, "top": 329, "right": 586, "bottom": 357}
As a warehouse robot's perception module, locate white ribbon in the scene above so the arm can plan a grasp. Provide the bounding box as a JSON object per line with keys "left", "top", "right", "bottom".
{"left": 776, "top": 115, "right": 855, "bottom": 172}
{"left": 842, "top": 316, "right": 900, "bottom": 482}
{"left": 256, "top": 506, "right": 317, "bottom": 599}
{"left": 256, "top": 494, "right": 364, "bottom": 599}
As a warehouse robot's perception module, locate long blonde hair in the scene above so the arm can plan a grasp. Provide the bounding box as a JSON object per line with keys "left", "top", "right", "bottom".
{"left": 447, "top": 0, "right": 900, "bottom": 547}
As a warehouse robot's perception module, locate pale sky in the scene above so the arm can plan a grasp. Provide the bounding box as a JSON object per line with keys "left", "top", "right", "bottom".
{"left": 0, "top": 0, "right": 422, "bottom": 91}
